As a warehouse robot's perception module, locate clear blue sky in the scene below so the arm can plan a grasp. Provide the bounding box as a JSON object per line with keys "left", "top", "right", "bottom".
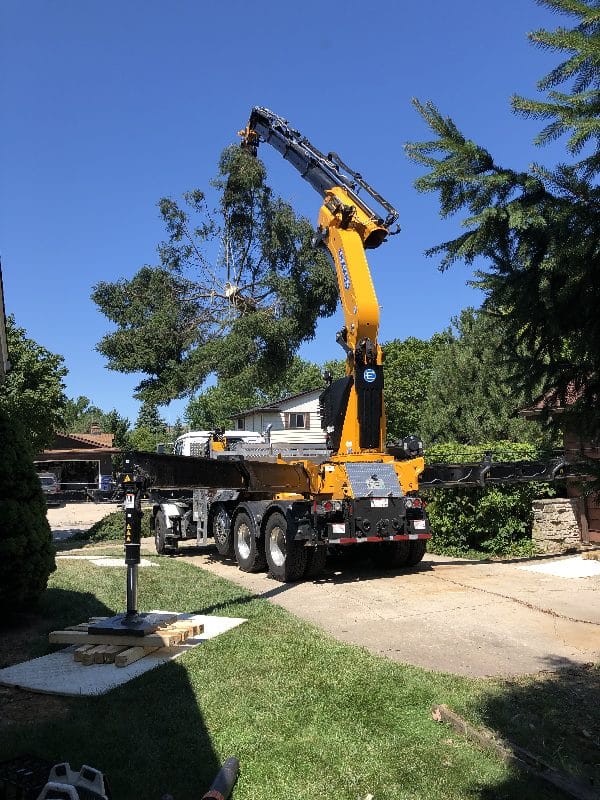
{"left": 1, "top": 0, "right": 561, "bottom": 424}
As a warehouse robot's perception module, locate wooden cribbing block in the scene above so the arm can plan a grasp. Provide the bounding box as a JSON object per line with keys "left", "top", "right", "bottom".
{"left": 49, "top": 629, "right": 186, "bottom": 648}
{"left": 169, "top": 621, "right": 204, "bottom": 637}
{"left": 115, "top": 646, "right": 159, "bottom": 667}
{"left": 80, "top": 645, "right": 111, "bottom": 666}
{"left": 93, "top": 645, "right": 128, "bottom": 664}
{"left": 74, "top": 645, "right": 95, "bottom": 662}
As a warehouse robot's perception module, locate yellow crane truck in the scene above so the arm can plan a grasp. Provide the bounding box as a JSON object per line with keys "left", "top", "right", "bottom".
{"left": 132, "top": 108, "right": 432, "bottom": 581}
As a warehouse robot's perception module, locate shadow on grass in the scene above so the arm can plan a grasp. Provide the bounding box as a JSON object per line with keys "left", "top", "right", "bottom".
{"left": 0, "top": 661, "right": 222, "bottom": 799}
{"left": 0, "top": 590, "right": 222, "bottom": 799}
{"left": 53, "top": 535, "right": 126, "bottom": 553}
{"left": 454, "top": 655, "right": 600, "bottom": 799}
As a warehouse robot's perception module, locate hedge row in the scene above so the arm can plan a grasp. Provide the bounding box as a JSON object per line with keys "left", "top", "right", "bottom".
{"left": 423, "top": 441, "right": 555, "bottom": 557}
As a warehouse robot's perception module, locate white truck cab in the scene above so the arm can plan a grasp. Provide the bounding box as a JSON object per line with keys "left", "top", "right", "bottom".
{"left": 172, "top": 430, "right": 265, "bottom": 457}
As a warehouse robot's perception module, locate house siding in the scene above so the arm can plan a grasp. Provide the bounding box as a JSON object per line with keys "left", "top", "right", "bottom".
{"left": 233, "top": 390, "right": 326, "bottom": 445}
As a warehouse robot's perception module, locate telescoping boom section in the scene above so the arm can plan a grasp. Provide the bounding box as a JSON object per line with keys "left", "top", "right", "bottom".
{"left": 241, "top": 107, "right": 399, "bottom": 456}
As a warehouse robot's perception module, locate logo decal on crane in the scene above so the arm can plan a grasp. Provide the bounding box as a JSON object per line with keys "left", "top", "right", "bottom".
{"left": 364, "top": 368, "right": 376, "bottom": 383}
{"left": 338, "top": 249, "right": 350, "bottom": 290}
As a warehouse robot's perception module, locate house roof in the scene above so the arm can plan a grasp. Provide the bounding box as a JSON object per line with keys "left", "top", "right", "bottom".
{"left": 232, "top": 387, "right": 323, "bottom": 418}
{"left": 37, "top": 447, "right": 120, "bottom": 458}
{"left": 55, "top": 431, "right": 115, "bottom": 448}
{"left": 520, "top": 384, "right": 582, "bottom": 418}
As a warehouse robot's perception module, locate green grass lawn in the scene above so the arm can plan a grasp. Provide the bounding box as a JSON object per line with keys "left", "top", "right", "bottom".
{"left": 0, "top": 550, "right": 594, "bottom": 800}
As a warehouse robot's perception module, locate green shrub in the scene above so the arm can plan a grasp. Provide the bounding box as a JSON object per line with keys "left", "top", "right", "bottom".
{"left": 0, "top": 407, "right": 56, "bottom": 609}
{"left": 423, "top": 441, "right": 555, "bottom": 557}
{"left": 86, "top": 508, "right": 153, "bottom": 541}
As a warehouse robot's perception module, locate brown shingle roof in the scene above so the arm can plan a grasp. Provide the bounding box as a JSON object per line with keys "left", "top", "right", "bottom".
{"left": 57, "top": 432, "right": 115, "bottom": 448}
{"left": 520, "top": 384, "right": 582, "bottom": 417}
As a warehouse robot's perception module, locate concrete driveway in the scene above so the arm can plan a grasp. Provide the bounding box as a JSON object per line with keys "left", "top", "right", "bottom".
{"left": 51, "top": 504, "right": 598, "bottom": 678}
{"left": 169, "top": 545, "right": 600, "bottom": 678}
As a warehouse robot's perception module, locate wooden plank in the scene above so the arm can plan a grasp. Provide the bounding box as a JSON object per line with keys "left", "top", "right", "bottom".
{"left": 169, "top": 621, "right": 204, "bottom": 637}
{"left": 432, "top": 704, "right": 599, "bottom": 800}
{"left": 66, "top": 623, "right": 90, "bottom": 632}
{"left": 115, "top": 646, "right": 159, "bottom": 667}
{"left": 80, "top": 645, "right": 109, "bottom": 666}
{"left": 74, "top": 645, "right": 94, "bottom": 662}
{"left": 49, "top": 629, "right": 184, "bottom": 648}
{"left": 97, "top": 645, "right": 128, "bottom": 664}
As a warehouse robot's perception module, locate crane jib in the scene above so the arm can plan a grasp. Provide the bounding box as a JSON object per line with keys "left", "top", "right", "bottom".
{"left": 247, "top": 107, "right": 398, "bottom": 230}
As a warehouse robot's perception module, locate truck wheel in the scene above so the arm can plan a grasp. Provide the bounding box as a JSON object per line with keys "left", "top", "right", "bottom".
{"left": 154, "top": 510, "right": 172, "bottom": 555}
{"left": 212, "top": 506, "right": 234, "bottom": 558}
{"left": 304, "top": 545, "right": 327, "bottom": 579}
{"left": 405, "top": 539, "right": 427, "bottom": 567}
{"left": 264, "top": 512, "right": 308, "bottom": 582}
{"left": 233, "top": 511, "right": 267, "bottom": 573}
{"left": 370, "top": 540, "right": 411, "bottom": 568}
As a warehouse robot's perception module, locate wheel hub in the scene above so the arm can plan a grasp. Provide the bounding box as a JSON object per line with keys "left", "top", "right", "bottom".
{"left": 268, "top": 526, "right": 286, "bottom": 567}
{"left": 237, "top": 523, "right": 252, "bottom": 560}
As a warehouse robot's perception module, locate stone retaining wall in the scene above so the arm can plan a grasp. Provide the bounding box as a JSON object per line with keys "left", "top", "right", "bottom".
{"left": 532, "top": 498, "right": 581, "bottom": 553}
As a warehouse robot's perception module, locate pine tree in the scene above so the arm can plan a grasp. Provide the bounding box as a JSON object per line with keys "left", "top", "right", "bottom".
{"left": 420, "top": 309, "right": 552, "bottom": 446}
{"left": 405, "top": 0, "right": 600, "bottom": 434}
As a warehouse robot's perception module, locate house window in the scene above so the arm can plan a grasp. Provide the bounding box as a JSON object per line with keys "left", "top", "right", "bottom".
{"left": 285, "top": 412, "right": 309, "bottom": 429}
{"left": 237, "top": 418, "right": 245, "bottom": 430}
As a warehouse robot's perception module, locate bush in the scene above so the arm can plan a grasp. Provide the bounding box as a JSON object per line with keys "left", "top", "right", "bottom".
{"left": 423, "top": 441, "right": 555, "bottom": 557}
{"left": 0, "top": 407, "right": 56, "bottom": 610}
{"left": 86, "top": 508, "right": 153, "bottom": 542}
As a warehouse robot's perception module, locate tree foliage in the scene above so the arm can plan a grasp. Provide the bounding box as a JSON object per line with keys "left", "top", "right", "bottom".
{"left": 405, "top": 0, "right": 600, "bottom": 434}
{"left": 0, "top": 406, "right": 55, "bottom": 610}
{"left": 93, "top": 146, "right": 338, "bottom": 405}
{"left": 128, "top": 401, "right": 168, "bottom": 452}
{"left": 185, "top": 356, "right": 327, "bottom": 430}
{"left": 383, "top": 335, "right": 448, "bottom": 442}
{"left": 0, "top": 316, "right": 67, "bottom": 452}
{"left": 63, "top": 396, "right": 131, "bottom": 448}
{"left": 420, "top": 309, "right": 553, "bottom": 446}
{"left": 423, "top": 441, "right": 556, "bottom": 556}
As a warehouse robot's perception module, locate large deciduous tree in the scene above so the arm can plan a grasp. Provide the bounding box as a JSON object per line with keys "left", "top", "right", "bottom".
{"left": 92, "top": 146, "right": 338, "bottom": 405}
{"left": 405, "top": 0, "right": 600, "bottom": 434}
{"left": 0, "top": 316, "right": 68, "bottom": 452}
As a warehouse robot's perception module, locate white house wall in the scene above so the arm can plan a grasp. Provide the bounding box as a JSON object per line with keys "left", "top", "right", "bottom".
{"left": 234, "top": 391, "right": 327, "bottom": 445}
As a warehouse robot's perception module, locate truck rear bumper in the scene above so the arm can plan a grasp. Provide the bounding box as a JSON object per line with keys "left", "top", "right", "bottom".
{"left": 326, "top": 532, "right": 432, "bottom": 545}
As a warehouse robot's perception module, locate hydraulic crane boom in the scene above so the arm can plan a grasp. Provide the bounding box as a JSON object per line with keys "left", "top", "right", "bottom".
{"left": 241, "top": 107, "right": 399, "bottom": 456}
{"left": 118, "top": 110, "right": 582, "bottom": 587}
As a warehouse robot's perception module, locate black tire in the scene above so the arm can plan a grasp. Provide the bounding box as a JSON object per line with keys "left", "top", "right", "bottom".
{"left": 264, "top": 512, "right": 308, "bottom": 582}
{"left": 304, "top": 545, "right": 327, "bottom": 579}
{"left": 370, "top": 540, "right": 411, "bottom": 568}
{"left": 212, "top": 505, "right": 234, "bottom": 558}
{"left": 405, "top": 539, "right": 427, "bottom": 566}
{"left": 233, "top": 511, "right": 267, "bottom": 572}
{"left": 154, "top": 510, "right": 170, "bottom": 555}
